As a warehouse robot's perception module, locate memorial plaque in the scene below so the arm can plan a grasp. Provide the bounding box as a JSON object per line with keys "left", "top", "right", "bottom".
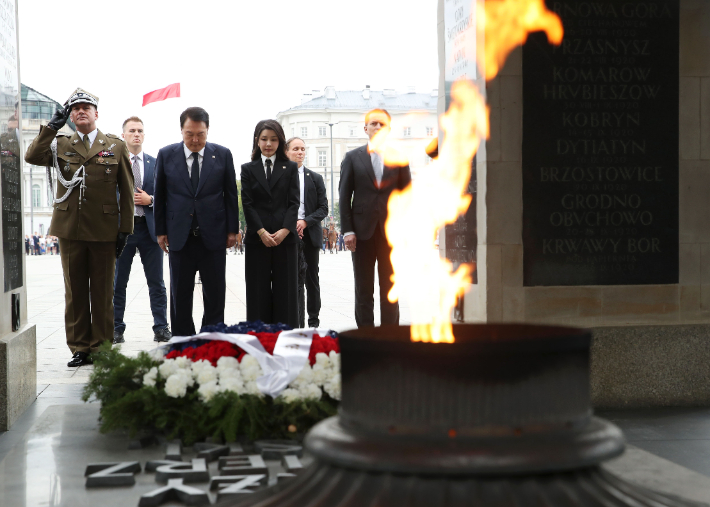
{"left": 522, "top": 0, "right": 679, "bottom": 286}
{"left": 443, "top": 0, "right": 478, "bottom": 282}
{"left": 0, "top": 0, "right": 21, "bottom": 292}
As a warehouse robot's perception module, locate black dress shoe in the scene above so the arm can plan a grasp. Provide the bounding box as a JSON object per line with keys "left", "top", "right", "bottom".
{"left": 113, "top": 330, "right": 125, "bottom": 344}
{"left": 67, "top": 351, "right": 92, "bottom": 367}
{"left": 308, "top": 319, "right": 320, "bottom": 328}
{"left": 154, "top": 327, "right": 173, "bottom": 342}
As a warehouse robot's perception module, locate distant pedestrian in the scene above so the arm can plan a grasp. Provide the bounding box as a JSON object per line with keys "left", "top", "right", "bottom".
{"left": 338, "top": 232, "right": 344, "bottom": 251}
{"left": 32, "top": 232, "right": 39, "bottom": 255}
{"left": 39, "top": 235, "right": 46, "bottom": 254}
{"left": 25, "top": 235, "right": 29, "bottom": 255}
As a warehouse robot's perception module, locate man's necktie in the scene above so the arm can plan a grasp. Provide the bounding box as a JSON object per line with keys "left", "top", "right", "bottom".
{"left": 371, "top": 151, "right": 383, "bottom": 185}
{"left": 132, "top": 156, "right": 145, "bottom": 217}
{"left": 265, "top": 158, "right": 272, "bottom": 182}
{"left": 191, "top": 152, "right": 200, "bottom": 193}
{"left": 83, "top": 134, "right": 91, "bottom": 151}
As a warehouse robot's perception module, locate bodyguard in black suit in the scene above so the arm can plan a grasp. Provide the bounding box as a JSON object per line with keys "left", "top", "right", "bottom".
{"left": 339, "top": 109, "right": 412, "bottom": 327}
{"left": 113, "top": 117, "right": 171, "bottom": 343}
{"left": 286, "top": 137, "right": 329, "bottom": 327}
{"left": 241, "top": 120, "right": 300, "bottom": 328}
{"left": 154, "top": 107, "right": 240, "bottom": 336}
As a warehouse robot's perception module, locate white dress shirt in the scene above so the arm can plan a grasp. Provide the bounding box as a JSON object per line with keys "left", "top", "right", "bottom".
{"left": 261, "top": 154, "right": 277, "bottom": 179}
{"left": 297, "top": 164, "right": 306, "bottom": 220}
{"left": 130, "top": 151, "right": 152, "bottom": 214}
{"left": 184, "top": 144, "right": 204, "bottom": 177}
{"left": 80, "top": 128, "right": 98, "bottom": 148}
{"left": 344, "top": 144, "right": 382, "bottom": 238}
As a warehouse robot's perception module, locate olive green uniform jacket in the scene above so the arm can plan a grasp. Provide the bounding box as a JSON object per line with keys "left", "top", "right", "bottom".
{"left": 24, "top": 125, "right": 134, "bottom": 240}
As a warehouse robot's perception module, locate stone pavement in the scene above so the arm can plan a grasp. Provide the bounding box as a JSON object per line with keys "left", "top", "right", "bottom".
{"left": 27, "top": 250, "right": 410, "bottom": 389}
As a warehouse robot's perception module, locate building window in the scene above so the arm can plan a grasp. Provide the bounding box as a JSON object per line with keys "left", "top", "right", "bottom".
{"left": 291, "top": 128, "right": 295, "bottom": 137}
{"left": 318, "top": 126, "right": 327, "bottom": 137}
{"left": 301, "top": 127, "right": 308, "bottom": 137}
{"left": 349, "top": 127, "right": 356, "bottom": 137}
{"left": 403, "top": 127, "right": 412, "bottom": 137}
{"left": 426, "top": 127, "right": 434, "bottom": 136}
{"left": 32, "top": 184, "right": 41, "bottom": 208}
{"left": 318, "top": 150, "right": 327, "bottom": 166}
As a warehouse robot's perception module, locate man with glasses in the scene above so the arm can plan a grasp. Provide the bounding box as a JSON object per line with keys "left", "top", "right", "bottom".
{"left": 25, "top": 88, "right": 134, "bottom": 366}
{"left": 339, "top": 109, "right": 411, "bottom": 327}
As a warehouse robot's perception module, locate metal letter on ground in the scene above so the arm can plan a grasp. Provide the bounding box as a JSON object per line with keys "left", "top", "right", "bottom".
{"left": 254, "top": 440, "right": 303, "bottom": 459}
{"left": 164, "top": 439, "right": 182, "bottom": 461}
{"left": 194, "top": 442, "right": 229, "bottom": 462}
{"left": 282, "top": 455, "right": 304, "bottom": 472}
{"left": 218, "top": 454, "right": 268, "bottom": 475}
{"left": 138, "top": 478, "right": 210, "bottom": 507}
{"left": 154, "top": 458, "right": 210, "bottom": 483}
{"left": 209, "top": 474, "right": 267, "bottom": 491}
{"left": 84, "top": 462, "right": 141, "bottom": 487}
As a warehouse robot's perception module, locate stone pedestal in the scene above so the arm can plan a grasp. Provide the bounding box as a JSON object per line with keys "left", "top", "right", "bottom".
{"left": 0, "top": 324, "right": 35, "bottom": 430}
{"left": 438, "top": 0, "right": 710, "bottom": 408}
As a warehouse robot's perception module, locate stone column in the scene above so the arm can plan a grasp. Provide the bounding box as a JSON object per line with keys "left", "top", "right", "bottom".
{"left": 0, "top": 0, "right": 36, "bottom": 431}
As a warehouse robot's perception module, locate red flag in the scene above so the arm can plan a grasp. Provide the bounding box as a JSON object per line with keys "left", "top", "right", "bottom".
{"left": 142, "top": 83, "right": 180, "bottom": 107}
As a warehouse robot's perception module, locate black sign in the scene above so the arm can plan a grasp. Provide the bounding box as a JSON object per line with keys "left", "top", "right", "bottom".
{"left": 2, "top": 129, "right": 22, "bottom": 292}
{"left": 445, "top": 161, "right": 477, "bottom": 284}
{"left": 522, "top": 0, "right": 679, "bottom": 286}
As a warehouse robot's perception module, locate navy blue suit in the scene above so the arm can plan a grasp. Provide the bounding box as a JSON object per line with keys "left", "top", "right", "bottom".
{"left": 154, "top": 142, "right": 239, "bottom": 336}
{"left": 113, "top": 153, "right": 168, "bottom": 334}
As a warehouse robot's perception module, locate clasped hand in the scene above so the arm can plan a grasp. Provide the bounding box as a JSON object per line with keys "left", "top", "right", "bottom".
{"left": 260, "top": 228, "right": 289, "bottom": 247}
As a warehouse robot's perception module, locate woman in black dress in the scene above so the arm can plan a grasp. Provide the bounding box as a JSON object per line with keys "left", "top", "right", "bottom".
{"left": 240, "top": 120, "right": 300, "bottom": 327}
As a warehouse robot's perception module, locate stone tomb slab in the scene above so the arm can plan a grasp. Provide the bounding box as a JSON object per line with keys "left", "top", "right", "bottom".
{"left": 0, "top": 403, "right": 707, "bottom": 506}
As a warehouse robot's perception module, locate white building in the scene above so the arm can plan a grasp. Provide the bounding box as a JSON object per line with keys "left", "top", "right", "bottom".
{"left": 20, "top": 85, "right": 76, "bottom": 237}
{"left": 276, "top": 86, "right": 439, "bottom": 217}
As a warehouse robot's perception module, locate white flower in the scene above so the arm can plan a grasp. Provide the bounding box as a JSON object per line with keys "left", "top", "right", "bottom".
{"left": 311, "top": 364, "right": 328, "bottom": 386}
{"left": 164, "top": 373, "right": 188, "bottom": 398}
{"left": 190, "top": 359, "right": 212, "bottom": 377}
{"left": 174, "top": 356, "right": 191, "bottom": 370}
{"left": 328, "top": 351, "right": 341, "bottom": 371}
{"left": 244, "top": 380, "right": 263, "bottom": 397}
{"left": 220, "top": 376, "right": 246, "bottom": 395}
{"left": 314, "top": 352, "right": 332, "bottom": 369}
{"left": 324, "top": 374, "right": 341, "bottom": 400}
{"left": 176, "top": 368, "right": 195, "bottom": 387}
{"left": 299, "top": 383, "right": 322, "bottom": 401}
{"left": 197, "top": 380, "right": 219, "bottom": 402}
{"left": 196, "top": 365, "right": 218, "bottom": 385}
{"left": 143, "top": 366, "right": 158, "bottom": 388}
{"left": 216, "top": 356, "right": 239, "bottom": 372}
{"left": 158, "top": 359, "right": 179, "bottom": 378}
{"left": 279, "top": 388, "right": 303, "bottom": 403}
{"left": 218, "top": 367, "right": 242, "bottom": 381}
{"left": 240, "top": 355, "right": 263, "bottom": 382}
{"left": 290, "top": 364, "right": 314, "bottom": 388}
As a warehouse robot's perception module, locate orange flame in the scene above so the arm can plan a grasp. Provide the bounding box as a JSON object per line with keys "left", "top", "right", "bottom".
{"left": 381, "top": 0, "right": 563, "bottom": 343}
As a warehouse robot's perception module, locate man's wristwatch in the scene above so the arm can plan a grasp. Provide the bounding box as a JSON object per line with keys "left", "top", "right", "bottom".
{"left": 149, "top": 195, "right": 154, "bottom": 207}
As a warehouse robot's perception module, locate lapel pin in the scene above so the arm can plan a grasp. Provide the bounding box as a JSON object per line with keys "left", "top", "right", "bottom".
{"left": 72, "top": 139, "right": 78, "bottom": 144}
{"left": 282, "top": 165, "right": 286, "bottom": 169}
{"left": 99, "top": 139, "right": 105, "bottom": 144}
{"left": 212, "top": 155, "right": 215, "bottom": 158}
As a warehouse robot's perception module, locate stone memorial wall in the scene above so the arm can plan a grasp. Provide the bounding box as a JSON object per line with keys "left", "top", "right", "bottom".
{"left": 522, "top": 0, "right": 680, "bottom": 286}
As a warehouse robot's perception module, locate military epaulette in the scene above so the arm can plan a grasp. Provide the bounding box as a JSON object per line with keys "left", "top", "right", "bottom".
{"left": 56, "top": 132, "right": 70, "bottom": 137}
{"left": 105, "top": 133, "right": 124, "bottom": 141}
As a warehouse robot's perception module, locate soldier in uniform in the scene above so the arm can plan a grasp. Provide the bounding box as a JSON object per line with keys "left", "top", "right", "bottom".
{"left": 24, "top": 88, "right": 134, "bottom": 367}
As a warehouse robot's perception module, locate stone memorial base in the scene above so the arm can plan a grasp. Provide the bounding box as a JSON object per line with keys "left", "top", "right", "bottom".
{"left": 0, "top": 323, "right": 36, "bottom": 431}
{"left": 591, "top": 324, "right": 710, "bottom": 409}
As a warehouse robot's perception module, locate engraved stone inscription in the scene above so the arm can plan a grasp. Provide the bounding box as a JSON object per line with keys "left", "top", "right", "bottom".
{"left": 522, "top": 0, "right": 679, "bottom": 286}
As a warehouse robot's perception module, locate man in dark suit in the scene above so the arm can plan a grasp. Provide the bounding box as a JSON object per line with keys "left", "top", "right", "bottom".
{"left": 113, "top": 117, "right": 171, "bottom": 344}
{"left": 287, "top": 137, "right": 329, "bottom": 327}
{"left": 154, "top": 107, "right": 240, "bottom": 336}
{"left": 339, "top": 109, "right": 411, "bottom": 327}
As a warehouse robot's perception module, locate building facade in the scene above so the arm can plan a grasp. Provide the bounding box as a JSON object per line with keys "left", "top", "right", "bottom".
{"left": 276, "top": 86, "right": 438, "bottom": 221}
{"left": 20, "top": 84, "right": 76, "bottom": 237}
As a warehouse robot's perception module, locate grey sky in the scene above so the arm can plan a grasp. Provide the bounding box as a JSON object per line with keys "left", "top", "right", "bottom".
{"left": 18, "top": 0, "right": 438, "bottom": 165}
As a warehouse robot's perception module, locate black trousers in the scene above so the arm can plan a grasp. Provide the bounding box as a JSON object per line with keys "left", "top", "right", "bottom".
{"left": 352, "top": 225, "right": 399, "bottom": 327}
{"left": 169, "top": 234, "right": 226, "bottom": 336}
{"left": 303, "top": 239, "right": 321, "bottom": 327}
{"left": 245, "top": 241, "right": 299, "bottom": 328}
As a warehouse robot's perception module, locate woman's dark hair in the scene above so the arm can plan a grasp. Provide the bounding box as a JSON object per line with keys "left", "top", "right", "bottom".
{"left": 251, "top": 119, "right": 287, "bottom": 161}
{"left": 180, "top": 107, "right": 209, "bottom": 129}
